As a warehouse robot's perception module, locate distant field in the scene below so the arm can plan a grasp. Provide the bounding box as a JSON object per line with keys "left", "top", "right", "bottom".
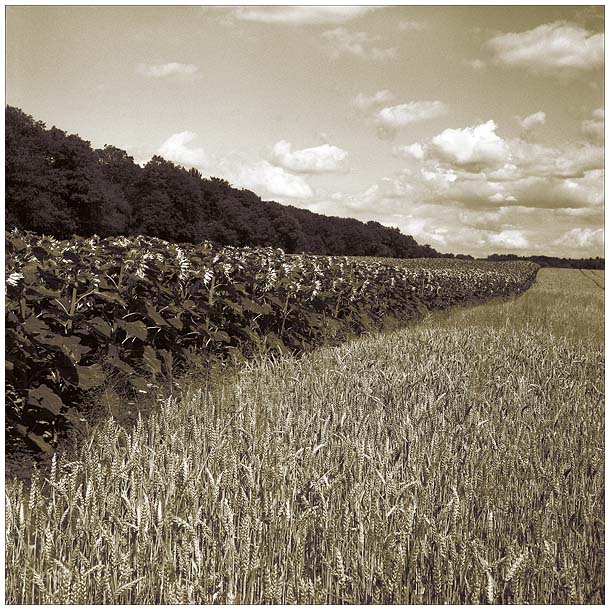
{"left": 6, "top": 268, "right": 603, "bottom": 604}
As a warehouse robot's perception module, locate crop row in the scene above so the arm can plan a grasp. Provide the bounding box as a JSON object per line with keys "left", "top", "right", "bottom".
{"left": 5, "top": 230, "right": 538, "bottom": 450}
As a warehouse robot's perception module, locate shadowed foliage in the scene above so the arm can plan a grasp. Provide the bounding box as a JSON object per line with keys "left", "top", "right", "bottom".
{"left": 5, "top": 106, "right": 439, "bottom": 259}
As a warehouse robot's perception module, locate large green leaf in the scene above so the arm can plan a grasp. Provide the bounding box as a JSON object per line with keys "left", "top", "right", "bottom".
{"left": 116, "top": 318, "right": 148, "bottom": 341}
{"left": 14, "top": 424, "right": 53, "bottom": 453}
{"left": 107, "top": 345, "right": 137, "bottom": 375}
{"left": 143, "top": 345, "right": 162, "bottom": 377}
{"left": 241, "top": 297, "right": 271, "bottom": 315}
{"left": 89, "top": 316, "right": 113, "bottom": 338}
{"left": 97, "top": 291, "right": 127, "bottom": 306}
{"left": 25, "top": 286, "right": 61, "bottom": 299}
{"left": 32, "top": 334, "right": 90, "bottom": 363}
{"left": 23, "top": 316, "right": 50, "bottom": 335}
{"left": 76, "top": 363, "right": 106, "bottom": 390}
{"left": 145, "top": 304, "right": 168, "bottom": 327}
{"left": 167, "top": 316, "right": 183, "bottom": 330}
{"left": 27, "top": 384, "right": 63, "bottom": 416}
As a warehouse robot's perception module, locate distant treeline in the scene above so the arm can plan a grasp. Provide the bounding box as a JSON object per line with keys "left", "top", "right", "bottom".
{"left": 5, "top": 106, "right": 604, "bottom": 268}
{"left": 486, "top": 254, "right": 604, "bottom": 270}
{"left": 5, "top": 106, "right": 439, "bottom": 259}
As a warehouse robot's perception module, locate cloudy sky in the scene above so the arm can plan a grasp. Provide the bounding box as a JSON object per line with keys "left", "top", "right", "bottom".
{"left": 6, "top": 5, "right": 605, "bottom": 257}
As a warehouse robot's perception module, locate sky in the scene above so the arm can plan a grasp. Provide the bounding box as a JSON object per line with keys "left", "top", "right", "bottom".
{"left": 5, "top": 5, "right": 605, "bottom": 257}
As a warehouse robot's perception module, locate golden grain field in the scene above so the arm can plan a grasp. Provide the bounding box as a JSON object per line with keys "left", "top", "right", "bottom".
{"left": 5, "top": 268, "right": 604, "bottom": 604}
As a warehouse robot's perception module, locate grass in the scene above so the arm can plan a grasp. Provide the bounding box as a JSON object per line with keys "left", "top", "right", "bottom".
{"left": 5, "top": 268, "right": 604, "bottom": 604}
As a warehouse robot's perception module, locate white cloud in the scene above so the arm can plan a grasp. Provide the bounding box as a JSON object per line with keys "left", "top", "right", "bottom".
{"left": 431, "top": 120, "right": 510, "bottom": 168}
{"left": 352, "top": 90, "right": 394, "bottom": 110}
{"left": 458, "top": 208, "right": 509, "bottom": 231}
{"left": 229, "top": 6, "right": 378, "bottom": 25}
{"left": 582, "top": 107, "right": 604, "bottom": 143}
{"left": 156, "top": 132, "right": 312, "bottom": 200}
{"left": 158, "top": 131, "right": 207, "bottom": 168}
{"left": 393, "top": 142, "right": 425, "bottom": 160}
{"left": 517, "top": 111, "right": 546, "bottom": 131}
{"left": 232, "top": 161, "right": 313, "bottom": 199}
{"left": 375, "top": 101, "right": 448, "bottom": 134}
{"left": 514, "top": 171, "right": 604, "bottom": 209}
{"left": 136, "top": 62, "right": 199, "bottom": 78}
{"left": 271, "top": 140, "right": 348, "bottom": 174}
{"left": 487, "top": 22, "right": 604, "bottom": 77}
{"left": 376, "top": 118, "right": 603, "bottom": 220}
{"left": 422, "top": 165, "right": 457, "bottom": 185}
{"left": 488, "top": 230, "right": 529, "bottom": 249}
{"left": 555, "top": 227, "right": 604, "bottom": 248}
{"left": 558, "top": 207, "right": 602, "bottom": 218}
{"left": 582, "top": 119, "right": 604, "bottom": 143}
{"left": 511, "top": 140, "right": 603, "bottom": 178}
{"left": 416, "top": 148, "right": 603, "bottom": 212}
{"left": 321, "top": 27, "right": 398, "bottom": 60}
{"left": 306, "top": 178, "right": 602, "bottom": 257}
{"left": 489, "top": 192, "right": 516, "bottom": 203}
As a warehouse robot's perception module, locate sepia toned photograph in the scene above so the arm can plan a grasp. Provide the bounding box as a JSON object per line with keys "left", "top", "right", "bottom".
{"left": 4, "top": 4, "right": 604, "bottom": 605}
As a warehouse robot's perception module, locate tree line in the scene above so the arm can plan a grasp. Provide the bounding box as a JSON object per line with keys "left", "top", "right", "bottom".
{"left": 486, "top": 254, "right": 604, "bottom": 270}
{"left": 5, "top": 105, "right": 604, "bottom": 268}
{"left": 5, "top": 106, "right": 439, "bottom": 258}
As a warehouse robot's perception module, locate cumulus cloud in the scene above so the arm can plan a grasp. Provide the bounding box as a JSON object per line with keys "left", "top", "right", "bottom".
{"left": 487, "top": 22, "right": 604, "bottom": 77}
{"left": 156, "top": 132, "right": 313, "bottom": 200}
{"left": 430, "top": 120, "right": 510, "bottom": 168}
{"left": 308, "top": 189, "right": 528, "bottom": 255}
{"left": 136, "top": 62, "right": 199, "bottom": 78}
{"left": 271, "top": 140, "right": 348, "bottom": 174}
{"left": 321, "top": 28, "right": 398, "bottom": 60}
{"left": 513, "top": 171, "right": 604, "bottom": 209}
{"left": 158, "top": 131, "right": 207, "bottom": 168}
{"left": 582, "top": 121, "right": 604, "bottom": 142}
{"left": 375, "top": 101, "right": 448, "bottom": 137}
{"left": 229, "top": 6, "right": 378, "bottom": 25}
{"left": 417, "top": 157, "right": 603, "bottom": 213}
{"left": 582, "top": 107, "right": 604, "bottom": 143}
{"left": 393, "top": 143, "right": 425, "bottom": 160}
{"left": 307, "top": 179, "right": 602, "bottom": 257}
{"left": 517, "top": 111, "right": 546, "bottom": 131}
{"left": 378, "top": 118, "right": 604, "bottom": 224}
{"left": 488, "top": 230, "right": 529, "bottom": 249}
{"left": 510, "top": 140, "right": 603, "bottom": 178}
{"left": 352, "top": 90, "right": 394, "bottom": 110}
{"left": 231, "top": 161, "right": 313, "bottom": 199}
{"left": 489, "top": 192, "right": 516, "bottom": 203}
{"left": 555, "top": 227, "right": 604, "bottom": 248}
{"left": 458, "top": 208, "right": 511, "bottom": 231}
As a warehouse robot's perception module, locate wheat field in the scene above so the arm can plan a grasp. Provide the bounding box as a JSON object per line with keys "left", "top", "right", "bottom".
{"left": 5, "top": 268, "right": 604, "bottom": 604}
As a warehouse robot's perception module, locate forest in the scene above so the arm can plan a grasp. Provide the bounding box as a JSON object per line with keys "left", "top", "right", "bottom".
{"left": 486, "top": 253, "right": 605, "bottom": 270}
{"left": 5, "top": 106, "right": 604, "bottom": 268}
{"left": 5, "top": 106, "right": 439, "bottom": 259}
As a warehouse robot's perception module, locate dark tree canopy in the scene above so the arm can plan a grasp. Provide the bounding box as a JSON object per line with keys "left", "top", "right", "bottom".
{"left": 486, "top": 254, "right": 604, "bottom": 270}
{"left": 4, "top": 106, "right": 604, "bottom": 268}
{"left": 5, "top": 106, "right": 442, "bottom": 258}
